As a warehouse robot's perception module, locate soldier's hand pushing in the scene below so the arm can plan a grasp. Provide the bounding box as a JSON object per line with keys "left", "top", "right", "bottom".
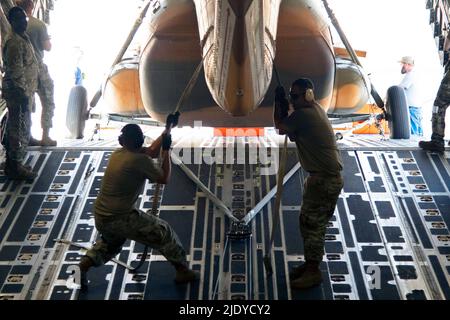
{"left": 162, "top": 133, "right": 172, "bottom": 150}
{"left": 275, "top": 86, "right": 289, "bottom": 119}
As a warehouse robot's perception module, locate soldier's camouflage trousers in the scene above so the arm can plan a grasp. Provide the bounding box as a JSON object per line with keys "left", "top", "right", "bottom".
{"left": 86, "top": 210, "right": 187, "bottom": 267}
{"left": 300, "top": 174, "right": 344, "bottom": 262}
{"left": 36, "top": 63, "right": 55, "bottom": 130}
{"left": 432, "top": 69, "right": 450, "bottom": 142}
{"left": 2, "top": 94, "right": 32, "bottom": 162}
{"left": 431, "top": 105, "right": 448, "bottom": 142}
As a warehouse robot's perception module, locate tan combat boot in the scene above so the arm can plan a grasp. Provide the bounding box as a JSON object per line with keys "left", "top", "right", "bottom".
{"left": 41, "top": 137, "right": 57, "bottom": 147}
{"left": 41, "top": 129, "right": 57, "bottom": 146}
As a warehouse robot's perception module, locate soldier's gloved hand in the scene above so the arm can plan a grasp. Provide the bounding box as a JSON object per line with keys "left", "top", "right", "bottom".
{"left": 162, "top": 133, "right": 172, "bottom": 151}
{"left": 166, "top": 112, "right": 180, "bottom": 130}
{"left": 275, "top": 86, "right": 289, "bottom": 118}
{"left": 276, "top": 100, "right": 289, "bottom": 118}
{"left": 275, "top": 86, "right": 286, "bottom": 102}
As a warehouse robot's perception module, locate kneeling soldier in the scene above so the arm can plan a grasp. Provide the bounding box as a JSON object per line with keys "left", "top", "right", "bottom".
{"left": 79, "top": 120, "right": 198, "bottom": 290}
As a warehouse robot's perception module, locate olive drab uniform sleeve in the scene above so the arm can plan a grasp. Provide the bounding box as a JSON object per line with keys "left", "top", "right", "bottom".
{"left": 27, "top": 16, "right": 50, "bottom": 61}
{"left": 139, "top": 156, "right": 164, "bottom": 183}
{"left": 282, "top": 110, "right": 305, "bottom": 134}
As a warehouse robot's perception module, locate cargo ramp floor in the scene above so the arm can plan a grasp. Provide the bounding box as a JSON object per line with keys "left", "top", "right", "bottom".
{"left": 0, "top": 135, "right": 449, "bottom": 300}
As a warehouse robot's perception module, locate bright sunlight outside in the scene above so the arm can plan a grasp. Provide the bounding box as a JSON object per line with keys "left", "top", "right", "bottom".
{"left": 35, "top": 0, "right": 445, "bottom": 141}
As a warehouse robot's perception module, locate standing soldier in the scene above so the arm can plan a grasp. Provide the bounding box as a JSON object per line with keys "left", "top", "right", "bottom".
{"left": 2, "top": 6, "right": 38, "bottom": 180}
{"left": 419, "top": 31, "right": 450, "bottom": 152}
{"left": 274, "top": 78, "right": 344, "bottom": 289}
{"left": 419, "top": 28, "right": 450, "bottom": 152}
{"left": 419, "top": 69, "right": 450, "bottom": 152}
{"left": 17, "top": 0, "right": 56, "bottom": 146}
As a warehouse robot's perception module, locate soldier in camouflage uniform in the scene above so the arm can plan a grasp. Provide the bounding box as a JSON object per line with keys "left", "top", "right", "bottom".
{"left": 419, "top": 30, "right": 450, "bottom": 152}
{"left": 2, "top": 7, "right": 38, "bottom": 180}
{"left": 79, "top": 121, "right": 199, "bottom": 291}
{"left": 17, "top": 0, "right": 56, "bottom": 146}
{"left": 274, "top": 78, "right": 344, "bottom": 290}
{"left": 419, "top": 68, "right": 450, "bottom": 152}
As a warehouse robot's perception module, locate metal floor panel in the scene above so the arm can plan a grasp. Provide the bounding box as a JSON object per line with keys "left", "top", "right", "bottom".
{"left": 0, "top": 141, "right": 450, "bottom": 300}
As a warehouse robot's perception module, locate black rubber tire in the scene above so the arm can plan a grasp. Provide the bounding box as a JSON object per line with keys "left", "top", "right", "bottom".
{"left": 386, "top": 85, "right": 410, "bottom": 139}
{"left": 66, "top": 85, "right": 88, "bottom": 139}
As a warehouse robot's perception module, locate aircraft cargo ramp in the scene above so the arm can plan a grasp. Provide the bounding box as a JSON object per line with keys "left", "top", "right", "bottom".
{"left": 0, "top": 135, "right": 449, "bottom": 300}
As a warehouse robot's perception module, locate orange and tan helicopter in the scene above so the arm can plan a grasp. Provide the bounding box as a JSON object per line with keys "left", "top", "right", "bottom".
{"left": 67, "top": 0, "right": 409, "bottom": 138}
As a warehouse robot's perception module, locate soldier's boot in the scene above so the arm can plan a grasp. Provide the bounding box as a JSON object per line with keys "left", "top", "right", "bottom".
{"left": 5, "top": 160, "right": 37, "bottom": 180}
{"left": 18, "top": 162, "right": 35, "bottom": 177}
{"left": 290, "top": 261, "right": 323, "bottom": 290}
{"left": 12, "top": 163, "right": 32, "bottom": 172}
{"left": 8, "top": 162, "right": 32, "bottom": 171}
{"left": 419, "top": 140, "right": 445, "bottom": 153}
{"left": 28, "top": 137, "right": 43, "bottom": 146}
{"left": 78, "top": 256, "right": 94, "bottom": 292}
{"left": 289, "top": 263, "right": 307, "bottom": 280}
{"left": 41, "top": 129, "right": 57, "bottom": 147}
{"left": 174, "top": 263, "right": 200, "bottom": 284}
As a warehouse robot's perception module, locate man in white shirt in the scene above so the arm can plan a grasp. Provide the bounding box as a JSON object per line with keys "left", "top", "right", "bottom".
{"left": 398, "top": 56, "right": 423, "bottom": 136}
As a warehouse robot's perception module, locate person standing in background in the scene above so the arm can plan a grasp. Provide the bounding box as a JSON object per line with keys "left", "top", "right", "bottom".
{"left": 17, "top": 0, "right": 57, "bottom": 146}
{"left": 398, "top": 56, "right": 423, "bottom": 136}
{"left": 2, "top": 7, "right": 39, "bottom": 180}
